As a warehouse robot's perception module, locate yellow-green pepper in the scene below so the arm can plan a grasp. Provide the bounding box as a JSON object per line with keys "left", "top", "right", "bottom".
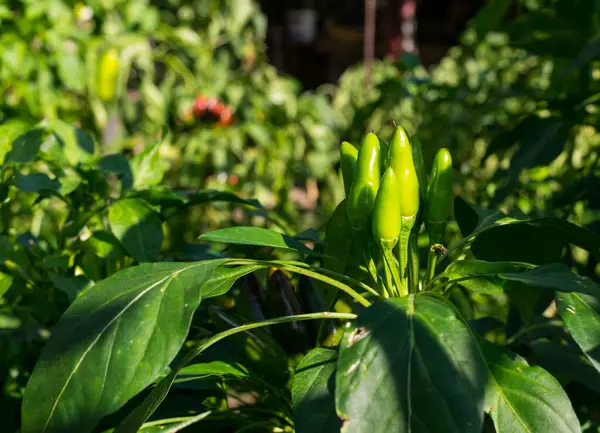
{"left": 346, "top": 133, "right": 381, "bottom": 231}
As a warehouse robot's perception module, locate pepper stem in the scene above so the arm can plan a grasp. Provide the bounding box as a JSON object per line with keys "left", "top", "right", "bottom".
{"left": 398, "top": 215, "right": 416, "bottom": 296}
{"left": 383, "top": 248, "right": 403, "bottom": 297}
{"left": 407, "top": 232, "right": 420, "bottom": 293}
{"left": 424, "top": 243, "right": 447, "bottom": 287}
{"left": 380, "top": 251, "right": 393, "bottom": 298}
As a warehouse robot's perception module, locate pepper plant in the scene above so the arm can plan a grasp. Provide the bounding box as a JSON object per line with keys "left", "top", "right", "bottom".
{"left": 17, "top": 124, "right": 600, "bottom": 432}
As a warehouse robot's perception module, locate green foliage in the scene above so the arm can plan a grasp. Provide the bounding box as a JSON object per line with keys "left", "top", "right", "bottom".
{"left": 5, "top": 118, "right": 598, "bottom": 433}
{"left": 0, "top": 0, "right": 345, "bottom": 224}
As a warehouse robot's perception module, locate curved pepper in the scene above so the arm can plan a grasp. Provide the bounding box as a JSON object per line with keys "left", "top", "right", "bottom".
{"left": 372, "top": 167, "right": 402, "bottom": 250}
{"left": 425, "top": 148, "right": 453, "bottom": 244}
{"left": 346, "top": 133, "right": 381, "bottom": 231}
{"left": 340, "top": 141, "right": 359, "bottom": 197}
{"left": 96, "top": 48, "right": 120, "bottom": 101}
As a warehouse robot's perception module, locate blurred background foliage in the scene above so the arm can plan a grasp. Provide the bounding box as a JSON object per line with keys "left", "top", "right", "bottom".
{"left": 2, "top": 0, "right": 600, "bottom": 430}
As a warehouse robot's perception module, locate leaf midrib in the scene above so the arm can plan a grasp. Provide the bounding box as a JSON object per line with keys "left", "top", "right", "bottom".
{"left": 40, "top": 262, "right": 203, "bottom": 433}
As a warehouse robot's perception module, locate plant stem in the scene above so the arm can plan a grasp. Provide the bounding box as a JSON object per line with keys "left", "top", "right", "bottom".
{"left": 227, "top": 259, "right": 372, "bottom": 307}
{"left": 398, "top": 216, "right": 415, "bottom": 296}
{"left": 407, "top": 232, "right": 420, "bottom": 293}
{"left": 383, "top": 248, "right": 402, "bottom": 297}
{"left": 380, "top": 251, "right": 393, "bottom": 298}
{"left": 268, "top": 259, "right": 379, "bottom": 298}
{"left": 114, "top": 312, "right": 357, "bottom": 433}
{"left": 424, "top": 245, "right": 438, "bottom": 287}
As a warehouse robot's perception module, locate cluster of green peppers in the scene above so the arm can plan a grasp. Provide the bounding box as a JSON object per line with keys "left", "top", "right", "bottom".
{"left": 341, "top": 125, "right": 453, "bottom": 297}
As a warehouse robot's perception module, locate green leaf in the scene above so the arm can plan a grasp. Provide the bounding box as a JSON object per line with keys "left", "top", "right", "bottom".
{"left": 50, "top": 274, "right": 94, "bottom": 303}
{"left": 85, "top": 231, "right": 126, "bottom": 260}
{"left": 109, "top": 198, "right": 164, "bottom": 262}
{"left": 15, "top": 173, "right": 61, "bottom": 193}
{"left": 21, "top": 260, "right": 237, "bottom": 433}
{"left": 528, "top": 340, "right": 600, "bottom": 394}
{"left": 0, "top": 120, "right": 31, "bottom": 164}
{"left": 98, "top": 154, "right": 133, "bottom": 191}
{"left": 323, "top": 200, "right": 353, "bottom": 273}
{"left": 473, "top": 0, "right": 511, "bottom": 39}
{"left": 4, "top": 129, "right": 45, "bottom": 164}
{"left": 471, "top": 218, "right": 600, "bottom": 265}
{"left": 293, "top": 347, "right": 341, "bottom": 433}
{"left": 453, "top": 196, "right": 506, "bottom": 238}
{"left": 199, "top": 227, "right": 311, "bottom": 254}
{"left": 557, "top": 291, "right": 600, "bottom": 375}
{"left": 500, "top": 264, "right": 600, "bottom": 296}
{"left": 130, "top": 142, "right": 166, "bottom": 190}
{"left": 454, "top": 199, "right": 600, "bottom": 263}
{"left": 441, "top": 260, "right": 529, "bottom": 294}
{"left": 0, "top": 313, "right": 21, "bottom": 329}
{"left": 481, "top": 340, "right": 581, "bottom": 433}
{"left": 0, "top": 272, "right": 13, "bottom": 297}
{"left": 335, "top": 295, "right": 486, "bottom": 433}
{"left": 174, "top": 361, "right": 248, "bottom": 390}
{"left": 48, "top": 120, "right": 96, "bottom": 165}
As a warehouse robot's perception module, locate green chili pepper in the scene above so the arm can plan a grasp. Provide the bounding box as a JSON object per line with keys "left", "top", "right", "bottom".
{"left": 388, "top": 125, "right": 420, "bottom": 296}
{"left": 425, "top": 148, "right": 453, "bottom": 245}
{"left": 96, "top": 48, "right": 120, "bottom": 101}
{"left": 346, "top": 133, "right": 381, "bottom": 231}
{"left": 340, "top": 141, "right": 359, "bottom": 197}
{"left": 372, "top": 167, "right": 401, "bottom": 250}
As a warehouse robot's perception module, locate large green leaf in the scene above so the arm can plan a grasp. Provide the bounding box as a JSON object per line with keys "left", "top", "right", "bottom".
{"left": 470, "top": 218, "right": 600, "bottom": 265}
{"left": 21, "top": 260, "right": 240, "bottom": 433}
{"left": 556, "top": 291, "right": 600, "bottom": 374}
{"left": 109, "top": 198, "right": 164, "bottom": 262}
{"left": 293, "top": 347, "right": 341, "bottom": 433}
{"left": 453, "top": 198, "right": 600, "bottom": 263}
{"left": 335, "top": 295, "right": 486, "bottom": 433}
{"left": 199, "top": 226, "right": 311, "bottom": 254}
{"left": 481, "top": 340, "right": 581, "bottom": 433}
{"left": 500, "top": 264, "right": 600, "bottom": 296}
{"left": 440, "top": 260, "right": 529, "bottom": 294}
{"left": 528, "top": 340, "right": 600, "bottom": 394}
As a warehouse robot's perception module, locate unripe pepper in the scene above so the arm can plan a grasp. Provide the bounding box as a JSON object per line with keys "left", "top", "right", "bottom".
{"left": 372, "top": 167, "right": 401, "bottom": 250}
{"left": 96, "top": 48, "right": 120, "bottom": 101}
{"left": 387, "top": 126, "right": 420, "bottom": 295}
{"left": 340, "top": 141, "right": 359, "bottom": 197}
{"left": 346, "top": 133, "right": 381, "bottom": 231}
{"left": 425, "top": 148, "right": 453, "bottom": 244}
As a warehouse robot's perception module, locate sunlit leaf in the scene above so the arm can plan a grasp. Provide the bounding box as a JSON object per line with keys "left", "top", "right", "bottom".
{"left": 335, "top": 295, "right": 486, "bottom": 433}
{"left": 293, "top": 347, "right": 341, "bottom": 433}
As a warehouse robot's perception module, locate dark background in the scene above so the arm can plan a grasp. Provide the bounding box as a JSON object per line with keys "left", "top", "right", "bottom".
{"left": 258, "top": 0, "right": 490, "bottom": 88}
